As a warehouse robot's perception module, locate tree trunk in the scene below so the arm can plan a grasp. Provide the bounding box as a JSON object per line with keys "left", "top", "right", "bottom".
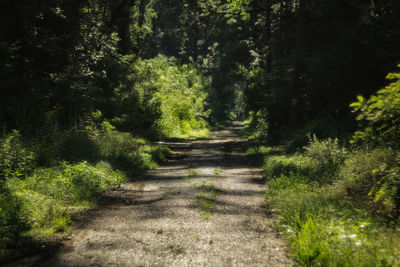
{"left": 290, "top": 0, "right": 305, "bottom": 128}
{"left": 266, "top": 0, "right": 272, "bottom": 73}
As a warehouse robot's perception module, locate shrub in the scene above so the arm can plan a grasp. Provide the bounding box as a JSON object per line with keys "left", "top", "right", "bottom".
{"left": 115, "top": 55, "right": 210, "bottom": 138}
{"left": 0, "top": 188, "right": 29, "bottom": 259}
{"left": 59, "top": 131, "right": 100, "bottom": 163}
{"left": 0, "top": 130, "right": 36, "bottom": 181}
{"left": 350, "top": 65, "right": 400, "bottom": 149}
{"left": 340, "top": 149, "right": 400, "bottom": 219}
{"left": 93, "top": 130, "right": 170, "bottom": 177}
{"left": 304, "top": 135, "right": 347, "bottom": 178}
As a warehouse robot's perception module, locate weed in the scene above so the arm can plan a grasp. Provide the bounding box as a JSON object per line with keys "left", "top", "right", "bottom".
{"left": 156, "top": 228, "right": 164, "bottom": 235}
{"left": 188, "top": 168, "right": 199, "bottom": 177}
{"left": 168, "top": 243, "right": 184, "bottom": 254}
{"left": 201, "top": 211, "right": 211, "bottom": 220}
{"left": 191, "top": 234, "right": 200, "bottom": 240}
{"left": 53, "top": 217, "right": 69, "bottom": 233}
{"left": 213, "top": 167, "right": 223, "bottom": 176}
{"left": 264, "top": 146, "right": 400, "bottom": 266}
{"left": 210, "top": 189, "right": 219, "bottom": 198}
{"left": 196, "top": 194, "right": 214, "bottom": 210}
{"left": 182, "top": 176, "right": 191, "bottom": 183}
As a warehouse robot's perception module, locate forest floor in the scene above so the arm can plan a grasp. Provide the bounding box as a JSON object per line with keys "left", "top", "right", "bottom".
{"left": 33, "top": 122, "right": 292, "bottom": 266}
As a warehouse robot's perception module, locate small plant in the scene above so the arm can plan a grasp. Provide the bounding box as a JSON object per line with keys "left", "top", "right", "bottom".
{"left": 168, "top": 243, "right": 184, "bottom": 254}
{"left": 188, "top": 168, "right": 199, "bottom": 177}
{"left": 213, "top": 167, "right": 223, "bottom": 176}
{"left": 156, "top": 228, "right": 164, "bottom": 235}
{"left": 201, "top": 211, "right": 211, "bottom": 220}
{"left": 191, "top": 234, "right": 200, "bottom": 240}
{"left": 53, "top": 217, "right": 69, "bottom": 233}
{"left": 304, "top": 134, "right": 347, "bottom": 178}
{"left": 0, "top": 130, "right": 36, "bottom": 181}
{"left": 210, "top": 189, "right": 219, "bottom": 198}
{"left": 196, "top": 194, "right": 214, "bottom": 210}
{"left": 182, "top": 176, "right": 191, "bottom": 183}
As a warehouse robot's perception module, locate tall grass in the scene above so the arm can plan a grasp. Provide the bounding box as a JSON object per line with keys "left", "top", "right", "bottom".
{"left": 0, "top": 129, "right": 171, "bottom": 261}
{"left": 260, "top": 137, "right": 400, "bottom": 266}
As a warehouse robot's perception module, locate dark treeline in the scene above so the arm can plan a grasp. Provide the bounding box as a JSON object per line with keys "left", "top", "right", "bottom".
{"left": 3, "top": 1, "right": 399, "bottom": 137}
{"left": 239, "top": 0, "right": 400, "bottom": 144}
{"left": 1, "top": 0, "right": 400, "bottom": 264}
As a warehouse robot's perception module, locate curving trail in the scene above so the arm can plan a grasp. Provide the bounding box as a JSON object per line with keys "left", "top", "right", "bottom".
{"left": 40, "top": 122, "right": 292, "bottom": 266}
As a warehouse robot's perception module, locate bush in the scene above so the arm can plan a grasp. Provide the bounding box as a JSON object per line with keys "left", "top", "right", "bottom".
{"left": 340, "top": 149, "right": 400, "bottom": 219}
{"left": 59, "top": 131, "right": 100, "bottom": 163}
{"left": 304, "top": 135, "right": 347, "bottom": 177}
{"left": 93, "top": 130, "right": 170, "bottom": 177}
{"left": 115, "top": 55, "right": 210, "bottom": 138}
{"left": 0, "top": 188, "right": 29, "bottom": 259}
{"left": 350, "top": 65, "right": 400, "bottom": 149}
{"left": 0, "top": 130, "right": 36, "bottom": 181}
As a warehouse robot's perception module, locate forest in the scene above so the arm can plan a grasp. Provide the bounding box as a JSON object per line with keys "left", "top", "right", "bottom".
{"left": 1, "top": 0, "right": 400, "bottom": 265}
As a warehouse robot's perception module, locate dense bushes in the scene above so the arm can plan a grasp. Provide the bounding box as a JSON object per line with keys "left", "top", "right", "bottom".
{"left": 113, "top": 55, "right": 210, "bottom": 138}
{"left": 0, "top": 131, "right": 36, "bottom": 181}
{"left": 351, "top": 66, "right": 400, "bottom": 149}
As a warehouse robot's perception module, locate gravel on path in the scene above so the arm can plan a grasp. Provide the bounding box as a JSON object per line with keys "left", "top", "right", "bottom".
{"left": 39, "top": 122, "right": 292, "bottom": 266}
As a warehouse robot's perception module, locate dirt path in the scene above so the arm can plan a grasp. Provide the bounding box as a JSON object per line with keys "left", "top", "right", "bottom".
{"left": 39, "top": 122, "right": 292, "bottom": 266}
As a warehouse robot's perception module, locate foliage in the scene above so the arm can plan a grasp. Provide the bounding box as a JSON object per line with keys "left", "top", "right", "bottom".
{"left": 340, "top": 149, "right": 400, "bottom": 220}
{"left": 304, "top": 135, "right": 347, "bottom": 177}
{"left": 92, "top": 130, "right": 170, "bottom": 177}
{"left": 0, "top": 161, "right": 126, "bottom": 260}
{"left": 263, "top": 147, "right": 400, "bottom": 266}
{"left": 115, "top": 55, "right": 210, "bottom": 138}
{"left": 0, "top": 131, "right": 36, "bottom": 182}
{"left": 351, "top": 66, "right": 400, "bottom": 149}
{"left": 245, "top": 146, "right": 283, "bottom": 166}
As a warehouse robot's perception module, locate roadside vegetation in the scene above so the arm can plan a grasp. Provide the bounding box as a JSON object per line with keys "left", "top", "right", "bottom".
{"left": 0, "top": 55, "right": 209, "bottom": 261}
{"left": 244, "top": 68, "right": 400, "bottom": 266}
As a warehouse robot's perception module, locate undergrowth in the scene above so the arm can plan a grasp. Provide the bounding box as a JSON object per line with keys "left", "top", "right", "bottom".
{"left": 0, "top": 129, "right": 171, "bottom": 261}
{"left": 255, "top": 137, "right": 400, "bottom": 266}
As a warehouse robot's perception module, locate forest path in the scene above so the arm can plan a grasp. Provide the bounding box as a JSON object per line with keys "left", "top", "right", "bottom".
{"left": 40, "top": 122, "right": 292, "bottom": 266}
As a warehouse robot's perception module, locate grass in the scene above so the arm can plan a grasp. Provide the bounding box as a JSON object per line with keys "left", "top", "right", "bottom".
{"left": 196, "top": 193, "right": 216, "bottom": 220}
{"left": 213, "top": 167, "right": 223, "bottom": 176}
{"left": 188, "top": 168, "right": 199, "bottom": 176}
{"left": 257, "top": 145, "right": 400, "bottom": 266}
{"left": 245, "top": 146, "right": 284, "bottom": 166}
{"left": 191, "top": 234, "right": 200, "bottom": 240}
{"left": 168, "top": 243, "right": 184, "bottom": 254}
{"left": 165, "top": 187, "right": 181, "bottom": 195}
{"left": 0, "top": 129, "right": 172, "bottom": 261}
{"left": 174, "top": 128, "right": 210, "bottom": 139}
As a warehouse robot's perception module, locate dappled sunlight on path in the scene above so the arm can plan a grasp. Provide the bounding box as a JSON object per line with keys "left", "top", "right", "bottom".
{"left": 40, "top": 122, "right": 292, "bottom": 266}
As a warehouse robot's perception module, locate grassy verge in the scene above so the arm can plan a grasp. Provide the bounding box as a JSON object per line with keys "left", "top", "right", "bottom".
{"left": 0, "top": 130, "right": 171, "bottom": 261}
{"left": 246, "top": 139, "right": 400, "bottom": 266}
